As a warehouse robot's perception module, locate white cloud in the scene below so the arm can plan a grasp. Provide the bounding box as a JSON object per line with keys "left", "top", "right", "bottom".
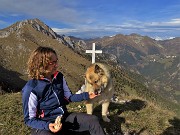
{"left": 152, "top": 36, "right": 175, "bottom": 41}
{"left": 52, "top": 28, "right": 79, "bottom": 34}
{"left": 0, "top": 20, "right": 10, "bottom": 28}
{"left": 167, "top": 18, "right": 180, "bottom": 25}
{"left": 0, "top": 0, "right": 88, "bottom": 24}
{"left": 0, "top": 20, "right": 7, "bottom": 24}
{"left": 147, "top": 18, "right": 180, "bottom": 27}
{"left": 52, "top": 18, "right": 180, "bottom": 38}
{"left": 10, "top": 14, "right": 21, "bottom": 17}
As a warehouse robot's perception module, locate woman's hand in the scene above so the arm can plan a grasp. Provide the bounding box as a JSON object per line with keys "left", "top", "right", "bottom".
{"left": 89, "top": 92, "right": 100, "bottom": 99}
{"left": 49, "top": 123, "right": 62, "bottom": 133}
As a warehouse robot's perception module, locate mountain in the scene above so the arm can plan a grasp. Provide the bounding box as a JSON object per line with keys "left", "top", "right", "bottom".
{"left": 0, "top": 18, "right": 179, "bottom": 109}
{"left": 0, "top": 18, "right": 119, "bottom": 92}
{"left": 0, "top": 18, "right": 179, "bottom": 134}
{"left": 0, "top": 18, "right": 91, "bottom": 91}
{"left": 83, "top": 34, "right": 180, "bottom": 104}
{"left": 158, "top": 37, "right": 180, "bottom": 55}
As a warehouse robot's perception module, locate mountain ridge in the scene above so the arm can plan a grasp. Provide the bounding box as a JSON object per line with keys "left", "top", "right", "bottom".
{"left": 83, "top": 34, "right": 179, "bottom": 104}
{"left": 0, "top": 18, "right": 179, "bottom": 104}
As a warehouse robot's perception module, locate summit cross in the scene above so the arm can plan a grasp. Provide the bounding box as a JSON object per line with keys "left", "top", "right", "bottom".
{"left": 86, "top": 43, "right": 102, "bottom": 64}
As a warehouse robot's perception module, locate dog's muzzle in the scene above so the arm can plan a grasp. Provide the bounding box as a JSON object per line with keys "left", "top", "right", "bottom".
{"left": 94, "top": 86, "right": 104, "bottom": 95}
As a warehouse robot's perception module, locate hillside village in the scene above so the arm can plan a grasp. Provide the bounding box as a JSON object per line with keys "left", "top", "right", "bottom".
{"left": 149, "top": 55, "right": 177, "bottom": 62}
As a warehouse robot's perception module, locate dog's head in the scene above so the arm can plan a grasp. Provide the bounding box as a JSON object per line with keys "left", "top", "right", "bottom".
{"left": 85, "top": 64, "right": 108, "bottom": 94}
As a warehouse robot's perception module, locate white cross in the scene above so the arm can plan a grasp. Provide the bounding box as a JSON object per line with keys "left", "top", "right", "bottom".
{"left": 86, "top": 43, "right": 102, "bottom": 63}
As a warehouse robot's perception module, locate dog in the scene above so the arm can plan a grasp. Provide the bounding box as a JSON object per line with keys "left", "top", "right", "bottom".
{"left": 84, "top": 63, "right": 114, "bottom": 122}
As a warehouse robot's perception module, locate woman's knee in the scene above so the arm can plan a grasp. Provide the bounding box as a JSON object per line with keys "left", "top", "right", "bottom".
{"left": 90, "top": 115, "right": 99, "bottom": 122}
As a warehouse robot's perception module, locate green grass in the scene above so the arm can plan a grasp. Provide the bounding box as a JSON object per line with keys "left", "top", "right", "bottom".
{"left": 0, "top": 92, "right": 30, "bottom": 135}
{"left": 0, "top": 92, "right": 179, "bottom": 135}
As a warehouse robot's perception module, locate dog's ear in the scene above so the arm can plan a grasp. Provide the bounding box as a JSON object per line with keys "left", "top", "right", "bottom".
{"left": 94, "top": 64, "right": 104, "bottom": 75}
{"left": 94, "top": 65, "right": 101, "bottom": 73}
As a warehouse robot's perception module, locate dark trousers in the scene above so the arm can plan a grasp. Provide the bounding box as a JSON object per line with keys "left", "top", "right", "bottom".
{"left": 31, "top": 112, "right": 105, "bottom": 135}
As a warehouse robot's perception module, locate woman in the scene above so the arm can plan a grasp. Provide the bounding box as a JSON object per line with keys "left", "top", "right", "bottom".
{"left": 22, "top": 46, "right": 105, "bottom": 135}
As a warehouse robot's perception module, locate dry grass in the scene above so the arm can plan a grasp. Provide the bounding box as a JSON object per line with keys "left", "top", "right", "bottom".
{"left": 0, "top": 92, "right": 179, "bottom": 135}
{"left": 0, "top": 92, "right": 30, "bottom": 135}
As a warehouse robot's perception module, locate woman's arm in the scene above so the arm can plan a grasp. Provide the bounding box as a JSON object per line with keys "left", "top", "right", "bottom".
{"left": 63, "top": 77, "right": 90, "bottom": 102}
{"left": 63, "top": 77, "right": 98, "bottom": 102}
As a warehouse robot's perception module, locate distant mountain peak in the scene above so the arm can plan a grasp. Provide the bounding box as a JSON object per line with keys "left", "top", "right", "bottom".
{"left": 0, "top": 18, "right": 77, "bottom": 48}
{"left": 0, "top": 18, "right": 57, "bottom": 39}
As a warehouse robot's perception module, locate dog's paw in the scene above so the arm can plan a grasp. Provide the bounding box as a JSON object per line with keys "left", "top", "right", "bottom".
{"left": 102, "top": 115, "right": 110, "bottom": 122}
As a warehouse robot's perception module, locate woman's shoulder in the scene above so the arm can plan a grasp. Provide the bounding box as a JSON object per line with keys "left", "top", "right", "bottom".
{"left": 22, "top": 79, "right": 38, "bottom": 91}
{"left": 22, "top": 79, "right": 48, "bottom": 97}
{"left": 27, "top": 79, "right": 38, "bottom": 86}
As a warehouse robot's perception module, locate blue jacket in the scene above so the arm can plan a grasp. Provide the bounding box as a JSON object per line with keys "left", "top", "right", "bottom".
{"left": 22, "top": 72, "right": 89, "bottom": 130}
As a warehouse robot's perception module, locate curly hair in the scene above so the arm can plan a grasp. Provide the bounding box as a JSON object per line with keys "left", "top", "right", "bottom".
{"left": 27, "top": 46, "right": 57, "bottom": 79}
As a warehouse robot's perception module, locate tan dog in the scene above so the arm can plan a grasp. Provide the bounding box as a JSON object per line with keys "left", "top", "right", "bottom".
{"left": 85, "top": 63, "right": 114, "bottom": 122}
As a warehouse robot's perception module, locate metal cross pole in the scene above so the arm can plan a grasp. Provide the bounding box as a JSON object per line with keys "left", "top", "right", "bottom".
{"left": 86, "top": 43, "right": 102, "bottom": 63}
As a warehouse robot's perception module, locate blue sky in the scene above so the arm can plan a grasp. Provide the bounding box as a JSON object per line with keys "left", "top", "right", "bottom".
{"left": 0, "top": 0, "right": 180, "bottom": 40}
